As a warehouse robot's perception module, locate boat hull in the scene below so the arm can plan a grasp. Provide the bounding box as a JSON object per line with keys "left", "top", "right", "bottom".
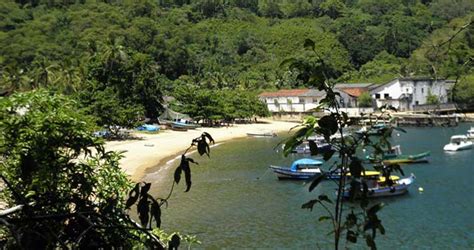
{"left": 269, "top": 165, "right": 322, "bottom": 180}
{"left": 343, "top": 174, "right": 415, "bottom": 199}
{"left": 443, "top": 142, "right": 473, "bottom": 151}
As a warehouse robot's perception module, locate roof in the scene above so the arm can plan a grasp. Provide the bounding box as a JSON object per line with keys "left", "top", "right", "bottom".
{"left": 335, "top": 83, "right": 374, "bottom": 88}
{"left": 259, "top": 89, "right": 324, "bottom": 98}
{"left": 337, "top": 88, "right": 367, "bottom": 97}
{"left": 334, "top": 83, "right": 373, "bottom": 97}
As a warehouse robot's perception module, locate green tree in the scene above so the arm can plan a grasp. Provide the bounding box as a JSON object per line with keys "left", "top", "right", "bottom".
{"left": 0, "top": 90, "right": 143, "bottom": 248}
{"left": 357, "top": 91, "right": 373, "bottom": 107}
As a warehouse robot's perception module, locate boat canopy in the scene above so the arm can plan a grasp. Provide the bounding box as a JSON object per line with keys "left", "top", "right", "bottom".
{"left": 290, "top": 158, "right": 323, "bottom": 171}
{"left": 158, "top": 108, "right": 190, "bottom": 121}
{"left": 450, "top": 135, "right": 467, "bottom": 140}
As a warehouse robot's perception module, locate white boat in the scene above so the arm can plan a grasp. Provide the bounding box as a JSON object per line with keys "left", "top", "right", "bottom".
{"left": 343, "top": 173, "right": 416, "bottom": 198}
{"left": 269, "top": 158, "right": 323, "bottom": 180}
{"left": 443, "top": 135, "right": 473, "bottom": 151}
{"left": 247, "top": 131, "right": 277, "bottom": 137}
{"left": 467, "top": 127, "right": 474, "bottom": 140}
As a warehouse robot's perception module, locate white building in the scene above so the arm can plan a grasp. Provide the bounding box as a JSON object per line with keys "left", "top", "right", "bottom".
{"left": 259, "top": 89, "right": 326, "bottom": 113}
{"left": 370, "top": 78, "right": 455, "bottom": 111}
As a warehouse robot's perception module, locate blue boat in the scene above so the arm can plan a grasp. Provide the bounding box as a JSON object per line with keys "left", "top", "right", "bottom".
{"left": 269, "top": 158, "right": 323, "bottom": 180}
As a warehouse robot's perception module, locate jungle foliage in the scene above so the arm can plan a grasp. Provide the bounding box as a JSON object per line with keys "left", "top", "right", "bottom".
{"left": 0, "top": 0, "right": 473, "bottom": 120}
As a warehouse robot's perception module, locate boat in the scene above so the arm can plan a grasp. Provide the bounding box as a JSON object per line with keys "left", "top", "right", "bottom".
{"left": 269, "top": 158, "right": 323, "bottom": 180}
{"left": 366, "top": 145, "right": 402, "bottom": 162}
{"left": 171, "top": 126, "right": 188, "bottom": 132}
{"left": 343, "top": 173, "right": 415, "bottom": 199}
{"left": 356, "top": 123, "right": 392, "bottom": 136}
{"left": 467, "top": 127, "right": 474, "bottom": 140}
{"left": 171, "top": 120, "right": 200, "bottom": 130}
{"left": 382, "top": 151, "right": 431, "bottom": 164}
{"left": 443, "top": 135, "right": 473, "bottom": 151}
{"left": 291, "top": 140, "right": 332, "bottom": 154}
{"left": 247, "top": 132, "right": 277, "bottom": 137}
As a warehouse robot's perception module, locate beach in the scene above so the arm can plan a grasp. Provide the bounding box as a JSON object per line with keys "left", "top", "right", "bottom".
{"left": 105, "top": 120, "right": 298, "bottom": 181}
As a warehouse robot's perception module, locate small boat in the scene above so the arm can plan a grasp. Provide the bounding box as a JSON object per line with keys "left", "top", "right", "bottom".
{"left": 291, "top": 140, "right": 332, "bottom": 154}
{"left": 366, "top": 145, "right": 402, "bottom": 162}
{"left": 382, "top": 151, "right": 430, "bottom": 164}
{"left": 247, "top": 132, "right": 277, "bottom": 137}
{"left": 171, "top": 120, "right": 200, "bottom": 130}
{"left": 269, "top": 158, "right": 323, "bottom": 180}
{"left": 467, "top": 127, "right": 474, "bottom": 140}
{"left": 443, "top": 135, "right": 473, "bottom": 151}
{"left": 343, "top": 173, "right": 415, "bottom": 199}
{"left": 356, "top": 123, "right": 392, "bottom": 136}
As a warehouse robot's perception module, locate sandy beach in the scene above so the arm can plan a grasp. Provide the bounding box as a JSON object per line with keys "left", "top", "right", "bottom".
{"left": 105, "top": 120, "right": 298, "bottom": 181}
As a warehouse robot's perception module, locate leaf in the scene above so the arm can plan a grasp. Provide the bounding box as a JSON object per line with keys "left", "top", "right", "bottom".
{"left": 202, "top": 132, "right": 215, "bottom": 144}
{"left": 378, "top": 224, "right": 385, "bottom": 235}
{"left": 184, "top": 164, "right": 192, "bottom": 192}
{"left": 368, "top": 203, "right": 385, "bottom": 216}
{"left": 308, "top": 140, "right": 319, "bottom": 156}
{"left": 187, "top": 158, "right": 198, "bottom": 165}
{"left": 125, "top": 183, "right": 140, "bottom": 209}
{"left": 140, "top": 182, "right": 151, "bottom": 197}
{"left": 349, "top": 157, "right": 363, "bottom": 178}
{"left": 304, "top": 38, "right": 315, "bottom": 50}
{"left": 318, "top": 195, "right": 332, "bottom": 204}
{"left": 279, "top": 58, "right": 296, "bottom": 68}
{"left": 197, "top": 140, "right": 208, "bottom": 156}
{"left": 137, "top": 196, "right": 150, "bottom": 228}
{"left": 301, "top": 199, "right": 319, "bottom": 211}
{"left": 347, "top": 230, "right": 357, "bottom": 243}
{"left": 168, "top": 234, "right": 181, "bottom": 250}
{"left": 150, "top": 199, "right": 161, "bottom": 228}
{"left": 174, "top": 166, "right": 182, "bottom": 184}
{"left": 323, "top": 149, "right": 335, "bottom": 161}
{"left": 346, "top": 211, "right": 357, "bottom": 228}
{"left": 318, "top": 115, "right": 338, "bottom": 135}
{"left": 365, "top": 235, "right": 377, "bottom": 250}
{"left": 319, "top": 216, "right": 331, "bottom": 222}
{"left": 309, "top": 173, "right": 326, "bottom": 192}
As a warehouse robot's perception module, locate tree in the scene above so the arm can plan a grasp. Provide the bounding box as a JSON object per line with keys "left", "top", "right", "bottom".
{"left": 283, "top": 39, "right": 405, "bottom": 249}
{"left": 0, "top": 90, "right": 215, "bottom": 248}
{"left": 357, "top": 91, "right": 373, "bottom": 107}
{"left": 0, "top": 90, "right": 142, "bottom": 248}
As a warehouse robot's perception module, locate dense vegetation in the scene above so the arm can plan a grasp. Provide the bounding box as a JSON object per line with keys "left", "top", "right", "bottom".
{"left": 1, "top": 0, "right": 473, "bottom": 123}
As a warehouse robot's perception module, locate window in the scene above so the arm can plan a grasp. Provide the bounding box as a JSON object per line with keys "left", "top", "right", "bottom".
{"left": 421, "top": 88, "right": 424, "bottom": 94}
{"left": 299, "top": 98, "right": 305, "bottom": 104}
{"left": 406, "top": 88, "right": 409, "bottom": 93}
{"left": 312, "top": 98, "right": 318, "bottom": 103}
{"left": 415, "top": 101, "right": 419, "bottom": 105}
{"left": 384, "top": 93, "right": 389, "bottom": 99}
{"left": 375, "top": 94, "right": 380, "bottom": 99}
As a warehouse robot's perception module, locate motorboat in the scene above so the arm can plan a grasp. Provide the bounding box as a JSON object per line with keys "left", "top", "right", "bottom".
{"left": 343, "top": 173, "right": 416, "bottom": 199}
{"left": 247, "top": 131, "right": 277, "bottom": 137}
{"left": 467, "top": 127, "right": 474, "bottom": 140}
{"left": 443, "top": 135, "right": 473, "bottom": 151}
{"left": 269, "top": 158, "right": 323, "bottom": 180}
{"left": 355, "top": 123, "right": 392, "bottom": 136}
{"left": 291, "top": 140, "right": 332, "bottom": 154}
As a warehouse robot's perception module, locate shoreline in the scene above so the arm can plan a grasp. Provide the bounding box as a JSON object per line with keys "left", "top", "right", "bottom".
{"left": 104, "top": 120, "right": 298, "bottom": 182}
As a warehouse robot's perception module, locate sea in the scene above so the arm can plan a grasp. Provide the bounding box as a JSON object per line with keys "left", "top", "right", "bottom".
{"left": 143, "top": 123, "right": 474, "bottom": 249}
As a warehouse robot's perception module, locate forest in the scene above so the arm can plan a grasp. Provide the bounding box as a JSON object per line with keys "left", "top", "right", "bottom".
{"left": 0, "top": 0, "right": 473, "bottom": 124}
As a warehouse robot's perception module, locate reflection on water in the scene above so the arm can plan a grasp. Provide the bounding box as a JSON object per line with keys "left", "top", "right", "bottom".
{"left": 142, "top": 124, "right": 474, "bottom": 249}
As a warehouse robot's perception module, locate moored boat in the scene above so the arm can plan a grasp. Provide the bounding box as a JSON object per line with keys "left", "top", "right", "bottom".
{"left": 443, "top": 135, "right": 473, "bottom": 151}
{"left": 382, "top": 151, "right": 430, "bottom": 164}
{"left": 269, "top": 158, "right": 323, "bottom": 180}
{"left": 171, "top": 120, "right": 200, "bottom": 130}
{"left": 467, "top": 127, "right": 474, "bottom": 140}
{"left": 247, "top": 132, "right": 277, "bottom": 137}
{"left": 356, "top": 123, "right": 392, "bottom": 136}
{"left": 343, "top": 173, "right": 415, "bottom": 199}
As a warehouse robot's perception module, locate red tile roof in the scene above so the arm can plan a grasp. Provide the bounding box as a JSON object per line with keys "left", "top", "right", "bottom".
{"left": 339, "top": 88, "right": 367, "bottom": 97}
{"left": 259, "top": 89, "right": 309, "bottom": 97}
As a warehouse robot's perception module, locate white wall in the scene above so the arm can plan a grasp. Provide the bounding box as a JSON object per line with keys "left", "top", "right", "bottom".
{"left": 262, "top": 96, "right": 322, "bottom": 112}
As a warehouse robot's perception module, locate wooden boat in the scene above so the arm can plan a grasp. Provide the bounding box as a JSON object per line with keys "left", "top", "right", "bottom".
{"left": 467, "top": 127, "right": 474, "bottom": 140}
{"left": 443, "top": 135, "right": 473, "bottom": 151}
{"left": 247, "top": 132, "right": 277, "bottom": 137}
{"left": 171, "top": 126, "right": 188, "bottom": 132}
{"left": 171, "top": 121, "right": 200, "bottom": 130}
{"left": 269, "top": 158, "right": 323, "bottom": 180}
{"left": 382, "top": 151, "right": 430, "bottom": 164}
{"left": 343, "top": 173, "right": 415, "bottom": 199}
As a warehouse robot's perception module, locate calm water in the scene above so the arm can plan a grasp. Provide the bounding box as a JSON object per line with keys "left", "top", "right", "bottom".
{"left": 143, "top": 123, "right": 474, "bottom": 249}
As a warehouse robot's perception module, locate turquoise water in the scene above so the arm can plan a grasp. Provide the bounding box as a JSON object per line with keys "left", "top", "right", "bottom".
{"left": 144, "top": 123, "right": 474, "bottom": 249}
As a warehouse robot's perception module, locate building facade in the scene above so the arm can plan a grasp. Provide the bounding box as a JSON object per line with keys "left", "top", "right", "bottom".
{"left": 259, "top": 89, "right": 326, "bottom": 113}
{"left": 370, "top": 78, "right": 455, "bottom": 111}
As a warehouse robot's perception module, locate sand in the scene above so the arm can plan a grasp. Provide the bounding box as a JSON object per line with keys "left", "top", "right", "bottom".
{"left": 104, "top": 120, "right": 298, "bottom": 181}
